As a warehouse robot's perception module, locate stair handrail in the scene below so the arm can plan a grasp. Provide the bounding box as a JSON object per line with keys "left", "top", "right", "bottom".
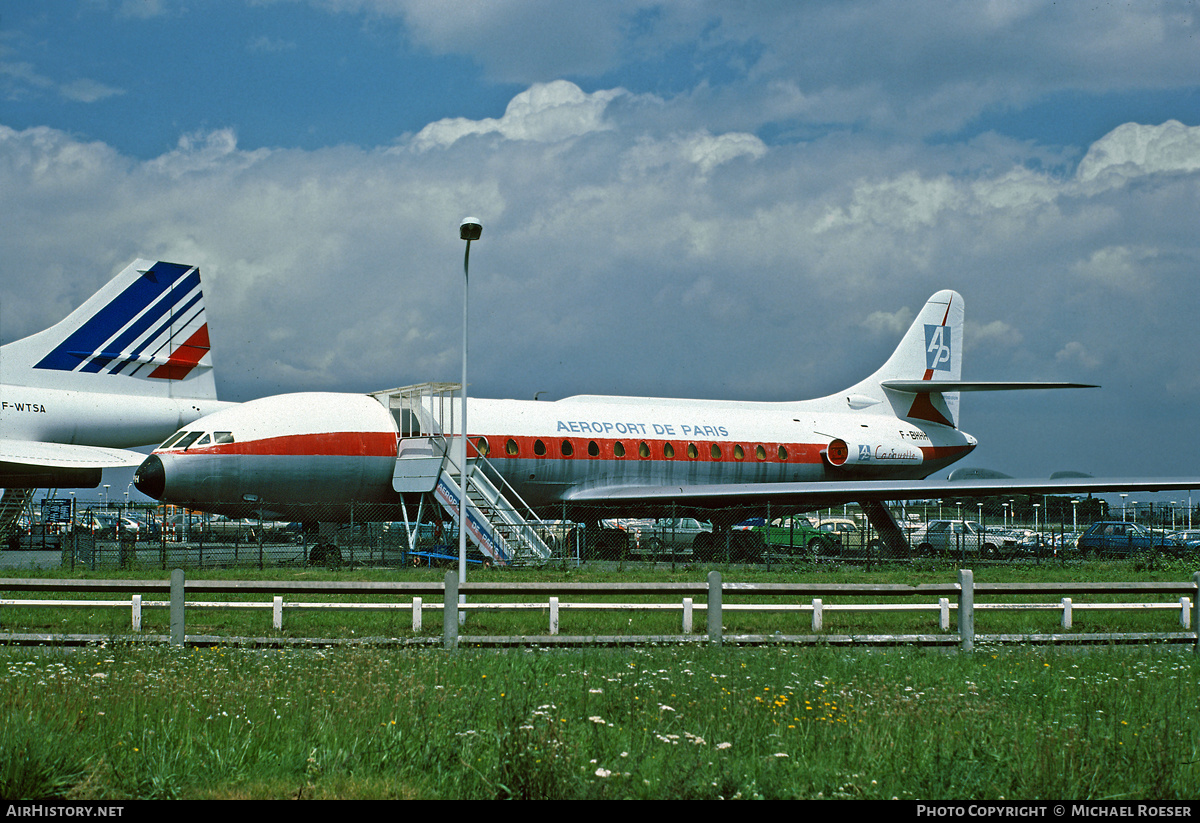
{"left": 442, "top": 442, "right": 554, "bottom": 559}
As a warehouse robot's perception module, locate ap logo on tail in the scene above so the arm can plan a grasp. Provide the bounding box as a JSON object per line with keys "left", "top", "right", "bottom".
{"left": 924, "top": 324, "right": 953, "bottom": 373}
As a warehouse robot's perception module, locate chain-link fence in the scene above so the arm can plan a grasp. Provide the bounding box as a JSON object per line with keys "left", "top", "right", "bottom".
{"left": 6, "top": 496, "right": 1199, "bottom": 571}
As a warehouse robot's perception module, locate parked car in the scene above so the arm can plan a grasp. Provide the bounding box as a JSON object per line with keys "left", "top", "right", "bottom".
{"left": 1167, "top": 530, "right": 1200, "bottom": 555}
{"left": 814, "top": 517, "right": 879, "bottom": 555}
{"left": 728, "top": 514, "right": 837, "bottom": 558}
{"left": 1076, "top": 521, "right": 1173, "bottom": 557}
{"left": 908, "top": 520, "right": 1001, "bottom": 558}
{"left": 195, "top": 516, "right": 298, "bottom": 543}
{"left": 72, "top": 512, "right": 138, "bottom": 539}
{"left": 631, "top": 518, "right": 712, "bottom": 558}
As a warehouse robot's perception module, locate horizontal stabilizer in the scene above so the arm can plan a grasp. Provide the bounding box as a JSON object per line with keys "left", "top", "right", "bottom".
{"left": 882, "top": 381, "right": 1097, "bottom": 393}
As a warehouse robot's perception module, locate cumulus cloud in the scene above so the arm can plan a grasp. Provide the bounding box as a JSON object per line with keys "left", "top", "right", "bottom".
{"left": 411, "top": 81, "right": 626, "bottom": 149}
{"left": 1076, "top": 120, "right": 1200, "bottom": 185}
{"left": 1055, "top": 341, "right": 1102, "bottom": 371}
{"left": 861, "top": 307, "right": 915, "bottom": 337}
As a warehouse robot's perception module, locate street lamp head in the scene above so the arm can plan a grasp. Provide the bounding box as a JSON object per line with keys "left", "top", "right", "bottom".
{"left": 460, "top": 217, "right": 482, "bottom": 241}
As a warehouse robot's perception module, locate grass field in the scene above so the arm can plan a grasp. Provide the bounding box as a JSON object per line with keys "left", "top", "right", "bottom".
{"left": 2, "top": 559, "right": 1199, "bottom": 799}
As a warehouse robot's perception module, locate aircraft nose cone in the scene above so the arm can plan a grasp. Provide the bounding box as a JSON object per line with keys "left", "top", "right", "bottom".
{"left": 134, "top": 454, "right": 165, "bottom": 500}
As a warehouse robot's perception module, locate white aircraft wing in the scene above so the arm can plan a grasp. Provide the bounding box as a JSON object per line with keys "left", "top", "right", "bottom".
{"left": 565, "top": 476, "right": 1200, "bottom": 511}
{"left": 0, "top": 439, "right": 145, "bottom": 471}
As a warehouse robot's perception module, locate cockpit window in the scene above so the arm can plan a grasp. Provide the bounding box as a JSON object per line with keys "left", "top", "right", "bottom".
{"left": 159, "top": 432, "right": 182, "bottom": 449}
{"left": 214, "top": 432, "right": 235, "bottom": 445}
{"left": 171, "top": 432, "right": 204, "bottom": 450}
{"left": 195, "top": 434, "right": 212, "bottom": 446}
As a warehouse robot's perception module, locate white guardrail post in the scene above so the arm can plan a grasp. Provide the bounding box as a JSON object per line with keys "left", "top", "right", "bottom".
{"left": 958, "top": 569, "right": 974, "bottom": 653}
{"left": 444, "top": 571, "right": 458, "bottom": 650}
{"left": 1194, "top": 573, "right": 1199, "bottom": 654}
{"left": 707, "top": 571, "right": 722, "bottom": 645}
{"left": 170, "top": 568, "right": 185, "bottom": 646}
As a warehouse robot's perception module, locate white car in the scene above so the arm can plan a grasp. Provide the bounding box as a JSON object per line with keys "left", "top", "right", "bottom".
{"left": 908, "top": 520, "right": 1000, "bottom": 558}
{"left": 633, "top": 518, "right": 713, "bottom": 557}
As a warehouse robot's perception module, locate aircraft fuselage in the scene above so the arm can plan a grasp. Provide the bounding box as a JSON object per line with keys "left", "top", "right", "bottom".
{"left": 134, "top": 390, "right": 977, "bottom": 520}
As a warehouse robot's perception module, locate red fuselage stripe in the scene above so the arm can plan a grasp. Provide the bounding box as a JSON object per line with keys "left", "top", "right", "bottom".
{"left": 166, "top": 431, "right": 972, "bottom": 465}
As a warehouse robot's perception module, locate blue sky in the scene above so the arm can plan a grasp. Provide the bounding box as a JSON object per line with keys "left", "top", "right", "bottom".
{"left": 3, "top": 1, "right": 1200, "bottom": 492}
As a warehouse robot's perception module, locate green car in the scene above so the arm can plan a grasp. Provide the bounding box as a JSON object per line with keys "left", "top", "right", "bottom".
{"left": 729, "top": 515, "right": 838, "bottom": 559}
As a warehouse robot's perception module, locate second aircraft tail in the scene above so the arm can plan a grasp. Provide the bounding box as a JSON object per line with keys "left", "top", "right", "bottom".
{"left": 2, "top": 259, "right": 218, "bottom": 400}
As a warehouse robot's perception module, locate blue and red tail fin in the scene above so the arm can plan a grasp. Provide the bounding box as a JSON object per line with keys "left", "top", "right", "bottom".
{"left": 3, "top": 259, "right": 218, "bottom": 400}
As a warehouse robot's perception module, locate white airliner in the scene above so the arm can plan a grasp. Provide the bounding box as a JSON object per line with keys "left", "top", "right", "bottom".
{"left": 133, "top": 288, "right": 1198, "bottom": 546}
{"left": 1, "top": 259, "right": 231, "bottom": 490}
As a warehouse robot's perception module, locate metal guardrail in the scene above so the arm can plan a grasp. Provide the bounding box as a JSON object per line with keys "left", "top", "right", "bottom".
{"left": 1, "top": 571, "right": 1198, "bottom": 651}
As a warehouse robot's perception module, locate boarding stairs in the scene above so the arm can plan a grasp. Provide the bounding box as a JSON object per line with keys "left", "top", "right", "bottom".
{"left": 431, "top": 462, "right": 554, "bottom": 566}
{"left": 0, "top": 488, "right": 34, "bottom": 541}
{"left": 371, "top": 382, "right": 553, "bottom": 567}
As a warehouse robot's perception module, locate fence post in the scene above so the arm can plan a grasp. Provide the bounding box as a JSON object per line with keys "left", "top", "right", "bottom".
{"left": 550, "top": 596, "right": 559, "bottom": 635}
{"left": 1193, "top": 573, "right": 1199, "bottom": 654}
{"left": 413, "top": 596, "right": 423, "bottom": 632}
{"left": 707, "top": 571, "right": 722, "bottom": 645}
{"left": 1180, "top": 597, "right": 1190, "bottom": 630}
{"left": 683, "top": 598, "right": 693, "bottom": 633}
{"left": 273, "top": 596, "right": 283, "bottom": 631}
{"left": 812, "top": 598, "right": 823, "bottom": 631}
{"left": 939, "top": 597, "right": 949, "bottom": 631}
{"left": 1061, "top": 598, "right": 1072, "bottom": 629}
{"left": 444, "top": 570, "right": 458, "bottom": 650}
{"left": 170, "top": 568, "right": 185, "bottom": 646}
{"left": 131, "top": 595, "right": 142, "bottom": 632}
{"left": 958, "top": 568, "right": 974, "bottom": 652}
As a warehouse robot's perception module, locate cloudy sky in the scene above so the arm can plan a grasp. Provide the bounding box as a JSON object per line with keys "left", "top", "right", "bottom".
{"left": 3, "top": 1, "right": 1199, "bottom": 493}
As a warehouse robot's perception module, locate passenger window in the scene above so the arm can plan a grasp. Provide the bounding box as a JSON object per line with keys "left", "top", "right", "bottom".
{"left": 778, "top": 445, "right": 788, "bottom": 461}
{"left": 710, "top": 444, "right": 721, "bottom": 460}
{"left": 756, "top": 445, "right": 766, "bottom": 460}
{"left": 534, "top": 439, "right": 546, "bottom": 456}
{"left": 687, "top": 443, "right": 699, "bottom": 459}
{"left": 561, "top": 440, "right": 574, "bottom": 457}
{"left": 733, "top": 445, "right": 744, "bottom": 461}
{"left": 506, "top": 438, "right": 518, "bottom": 456}
{"left": 475, "top": 437, "right": 490, "bottom": 456}
{"left": 663, "top": 443, "right": 675, "bottom": 459}
{"left": 588, "top": 441, "right": 600, "bottom": 457}
{"left": 614, "top": 442, "right": 626, "bottom": 458}
{"left": 638, "top": 441, "right": 650, "bottom": 458}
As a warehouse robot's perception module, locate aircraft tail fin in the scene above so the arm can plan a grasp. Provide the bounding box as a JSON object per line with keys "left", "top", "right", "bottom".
{"left": 834, "top": 289, "right": 1094, "bottom": 429}
{"left": 1, "top": 259, "right": 218, "bottom": 399}
{"left": 838, "top": 289, "right": 964, "bottom": 427}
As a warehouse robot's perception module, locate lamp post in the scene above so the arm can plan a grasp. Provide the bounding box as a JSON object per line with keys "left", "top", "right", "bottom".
{"left": 458, "top": 217, "right": 482, "bottom": 610}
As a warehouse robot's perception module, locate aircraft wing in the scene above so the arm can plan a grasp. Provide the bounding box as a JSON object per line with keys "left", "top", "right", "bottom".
{"left": 0, "top": 440, "right": 145, "bottom": 470}
{"left": 565, "top": 476, "right": 1200, "bottom": 512}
